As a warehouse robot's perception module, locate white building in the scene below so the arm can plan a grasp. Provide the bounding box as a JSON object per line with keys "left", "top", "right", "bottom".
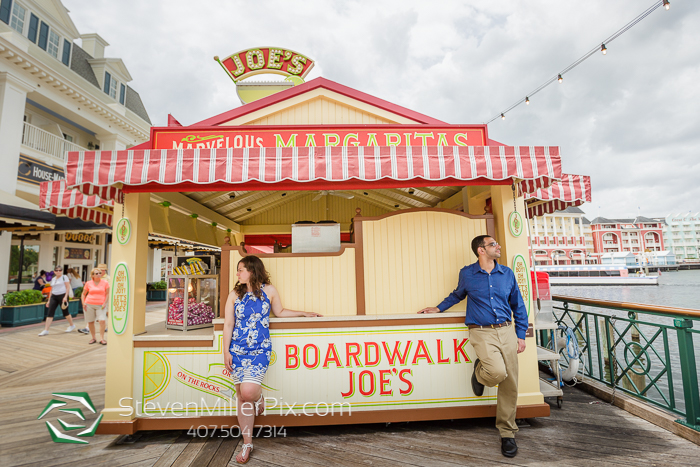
{"left": 527, "top": 206, "right": 596, "bottom": 266}
{"left": 663, "top": 212, "right": 700, "bottom": 261}
{"left": 0, "top": 0, "right": 151, "bottom": 295}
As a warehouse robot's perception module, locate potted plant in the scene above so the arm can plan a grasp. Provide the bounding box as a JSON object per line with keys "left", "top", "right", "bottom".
{"left": 146, "top": 281, "right": 167, "bottom": 301}
{"left": 0, "top": 290, "right": 45, "bottom": 327}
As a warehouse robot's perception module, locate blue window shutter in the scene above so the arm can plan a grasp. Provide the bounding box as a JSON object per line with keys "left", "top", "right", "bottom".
{"left": 62, "top": 40, "right": 71, "bottom": 65}
{"left": 0, "top": 0, "right": 12, "bottom": 25}
{"left": 27, "top": 14, "right": 38, "bottom": 43}
{"left": 38, "top": 22, "right": 49, "bottom": 50}
{"left": 104, "top": 72, "right": 111, "bottom": 94}
{"left": 119, "top": 83, "right": 126, "bottom": 104}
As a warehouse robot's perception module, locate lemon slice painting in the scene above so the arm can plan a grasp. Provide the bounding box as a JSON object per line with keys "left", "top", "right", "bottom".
{"left": 143, "top": 352, "right": 170, "bottom": 401}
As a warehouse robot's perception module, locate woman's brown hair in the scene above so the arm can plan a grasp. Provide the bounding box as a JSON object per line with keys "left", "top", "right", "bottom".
{"left": 234, "top": 256, "right": 271, "bottom": 299}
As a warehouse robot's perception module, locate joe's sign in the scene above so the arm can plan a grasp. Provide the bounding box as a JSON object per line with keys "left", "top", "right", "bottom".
{"left": 216, "top": 47, "right": 315, "bottom": 83}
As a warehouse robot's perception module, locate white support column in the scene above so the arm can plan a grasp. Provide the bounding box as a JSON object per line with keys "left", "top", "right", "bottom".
{"left": 0, "top": 72, "right": 36, "bottom": 296}
{"left": 97, "top": 133, "right": 131, "bottom": 151}
{"left": 543, "top": 216, "right": 548, "bottom": 236}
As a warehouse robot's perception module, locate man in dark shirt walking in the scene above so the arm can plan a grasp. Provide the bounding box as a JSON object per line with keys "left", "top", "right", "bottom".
{"left": 419, "top": 234, "right": 528, "bottom": 458}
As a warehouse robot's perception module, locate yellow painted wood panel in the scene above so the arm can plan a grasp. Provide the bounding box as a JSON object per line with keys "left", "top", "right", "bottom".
{"left": 240, "top": 193, "right": 389, "bottom": 225}
{"left": 245, "top": 96, "right": 396, "bottom": 125}
{"left": 226, "top": 249, "right": 356, "bottom": 316}
{"left": 362, "top": 211, "right": 486, "bottom": 315}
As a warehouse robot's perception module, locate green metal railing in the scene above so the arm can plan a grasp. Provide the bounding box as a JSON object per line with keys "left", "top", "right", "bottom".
{"left": 545, "top": 295, "right": 700, "bottom": 431}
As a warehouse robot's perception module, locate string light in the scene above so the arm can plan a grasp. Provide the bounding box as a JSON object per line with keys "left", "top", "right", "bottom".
{"left": 486, "top": 0, "right": 670, "bottom": 124}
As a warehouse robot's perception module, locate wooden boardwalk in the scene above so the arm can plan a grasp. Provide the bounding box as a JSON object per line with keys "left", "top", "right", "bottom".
{"left": 2, "top": 305, "right": 700, "bottom": 466}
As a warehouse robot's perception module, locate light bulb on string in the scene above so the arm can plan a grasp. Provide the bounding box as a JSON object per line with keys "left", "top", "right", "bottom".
{"left": 525, "top": 97, "right": 530, "bottom": 105}
{"left": 601, "top": 43, "right": 607, "bottom": 55}
{"left": 501, "top": 113, "right": 505, "bottom": 120}
{"left": 558, "top": 74, "right": 563, "bottom": 83}
{"left": 663, "top": 0, "right": 670, "bottom": 10}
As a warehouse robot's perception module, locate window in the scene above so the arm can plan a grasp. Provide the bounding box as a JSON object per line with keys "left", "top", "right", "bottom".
{"left": 27, "top": 12, "right": 37, "bottom": 42}
{"left": 38, "top": 21, "right": 48, "bottom": 50}
{"left": 109, "top": 76, "right": 117, "bottom": 99}
{"left": 119, "top": 83, "right": 126, "bottom": 104}
{"left": 104, "top": 71, "right": 111, "bottom": 94}
{"left": 8, "top": 244, "right": 40, "bottom": 284}
{"left": 47, "top": 30, "right": 59, "bottom": 58}
{"left": 62, "top": 39, "right": 71, "bottom": 66}
{"left": 0, "top": 0, "right": 11, "bottom": 25}
{"left": 9, "top": 2, "right": 24, "bottom": 33}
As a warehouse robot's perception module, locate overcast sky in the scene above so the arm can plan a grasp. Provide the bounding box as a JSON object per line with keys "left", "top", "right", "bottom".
{"left": 62, "top": 0, "right": 699, "bottom": 219}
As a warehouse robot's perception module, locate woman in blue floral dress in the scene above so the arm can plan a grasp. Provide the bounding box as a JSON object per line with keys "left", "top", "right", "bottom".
{"left": 223, "top": 255, "right": 321, "bottom": 464}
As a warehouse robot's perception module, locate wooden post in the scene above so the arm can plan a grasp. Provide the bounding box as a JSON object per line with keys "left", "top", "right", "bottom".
{"left": 490, "top": 184, "right": 541, "bottom": 404}
{"left": 101, "top": 192, "right": 149, "bottom": 423}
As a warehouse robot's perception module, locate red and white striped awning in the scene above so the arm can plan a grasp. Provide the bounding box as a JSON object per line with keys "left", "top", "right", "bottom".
{"left": 525, "top": 174, "right": 591, "bottom": 218}
{"left": 39, "top": 180, "right": 114, "bottom": 226}
{"left": 65, "top": 146, "right": 562, "bottom": 201}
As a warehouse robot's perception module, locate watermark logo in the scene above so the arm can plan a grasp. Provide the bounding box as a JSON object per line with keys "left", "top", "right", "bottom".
{"left": 38, "top": 392, "right": 103, "bottom": 444}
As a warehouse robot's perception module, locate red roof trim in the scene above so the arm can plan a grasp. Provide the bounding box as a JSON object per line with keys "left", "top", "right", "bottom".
{"left": 194, "top": 77, "right": 447, "bottom": 126}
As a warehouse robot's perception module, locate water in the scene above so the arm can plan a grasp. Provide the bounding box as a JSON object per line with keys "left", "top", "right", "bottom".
{"left": 545, "top": 270, "right": 700, "bottom": 417}
{"left": 552, "top": 269, "right": 700, "bottom": 310}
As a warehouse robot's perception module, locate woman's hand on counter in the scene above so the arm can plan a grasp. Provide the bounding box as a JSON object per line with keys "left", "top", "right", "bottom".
{"left": 301, "top": 312, "right": 323, "bottom": 317}
{"left": 224, "top": 352, "right": 233, "bottom": 373}
{"left": 418, "top": 307, "right": 440, "bottom": 314}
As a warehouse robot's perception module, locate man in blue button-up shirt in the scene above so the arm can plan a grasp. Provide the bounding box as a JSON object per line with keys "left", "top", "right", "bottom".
{"left": 419, "top": 234, "right": 528, "bottom": 458}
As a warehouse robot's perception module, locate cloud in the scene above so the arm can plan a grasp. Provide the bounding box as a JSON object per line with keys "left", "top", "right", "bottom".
{"left": 62, "top": 0, "right": 700, "bottom": 217}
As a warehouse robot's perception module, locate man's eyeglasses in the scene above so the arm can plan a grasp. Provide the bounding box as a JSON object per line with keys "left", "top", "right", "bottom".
{"left": 482, "top": 242, "right": 499, "bottom": 248}
{"left": 54, "top": 269, "right": 62, "bottom": 272}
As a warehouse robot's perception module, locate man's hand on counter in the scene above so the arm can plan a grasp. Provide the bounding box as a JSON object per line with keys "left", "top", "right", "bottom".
{"left": 418, "top": 307, "right": 440, "bottom": 314}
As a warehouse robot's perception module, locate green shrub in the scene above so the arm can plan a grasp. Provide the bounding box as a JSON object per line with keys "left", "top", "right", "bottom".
{"left": 5, "top": 289, "right": 43, "bottom": 306}
{"left": 72, "top": 287, "right": 84, "bottom": 299}
{"left": 148, "top": 281, "right": 167, "bottom": 290}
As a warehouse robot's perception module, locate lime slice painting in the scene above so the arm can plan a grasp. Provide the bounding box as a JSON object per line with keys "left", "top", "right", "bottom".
{"left": 143, "top": 352, "right": 170, "bottom": 401}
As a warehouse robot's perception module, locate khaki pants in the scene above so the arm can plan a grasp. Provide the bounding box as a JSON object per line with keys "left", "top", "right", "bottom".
{"left": 469, "top": 325, "right": 519, "bottom": 438}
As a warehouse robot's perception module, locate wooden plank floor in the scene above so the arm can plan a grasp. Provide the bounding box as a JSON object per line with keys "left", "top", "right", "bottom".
{"left": 2, "top": 304, "right": 700, "bottom": 466}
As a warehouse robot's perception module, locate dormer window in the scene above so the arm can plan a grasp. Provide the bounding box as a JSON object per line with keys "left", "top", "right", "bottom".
{"left": 47, "top": 30, "right": 60, "bottom": 58}
{"left": 27, "top": 13, "right": 37, "bottom": 42}
{"left": 38, "top": 21, "right": 48, "bottom": 50}
{"left": 104, "top": 71, "right": 118, "bottom": 99}
{"left": 9, "top": 2, "right": 24, "bottom": 34}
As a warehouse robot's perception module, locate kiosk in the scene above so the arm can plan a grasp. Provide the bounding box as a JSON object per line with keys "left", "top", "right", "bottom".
{"left": 41, "top": 58, "right": 592, "bottom": 434}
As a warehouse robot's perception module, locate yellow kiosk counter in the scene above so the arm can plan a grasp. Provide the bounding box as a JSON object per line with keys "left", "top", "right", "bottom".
{"left": 59, "top": 141, "right": 566, "bottom": 434}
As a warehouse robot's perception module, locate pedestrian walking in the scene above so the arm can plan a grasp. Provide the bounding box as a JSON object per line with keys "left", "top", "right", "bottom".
{"left": 39, "top": 266, "right": 77, "bottom": 336}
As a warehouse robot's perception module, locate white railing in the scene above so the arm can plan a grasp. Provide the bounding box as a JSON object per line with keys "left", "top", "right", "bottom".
{"left": 21, "top": 122, "right": 87, "bottom": 161}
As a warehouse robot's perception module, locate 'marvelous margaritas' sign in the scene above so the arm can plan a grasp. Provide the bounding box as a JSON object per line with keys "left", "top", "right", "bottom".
{"left": 152, "top": 126, "right": 487, "bottom": 150}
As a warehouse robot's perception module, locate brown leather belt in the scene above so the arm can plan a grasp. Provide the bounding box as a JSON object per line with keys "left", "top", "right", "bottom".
{"left": 468, "top": 321, "right": 512, "bottom": 330}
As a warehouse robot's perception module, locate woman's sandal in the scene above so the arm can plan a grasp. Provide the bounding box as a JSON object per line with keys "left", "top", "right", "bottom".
{"left": 255, "top": 394, "right": 265, "bottom": 416}
{"left": 99, "top": 340, "right": 107, "bottom": 345}
{"left": 236, "top": 443, "right": 253, "bottom": 464}
{"left": 88, "top": 339, "right": 97, "bottom": 344}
